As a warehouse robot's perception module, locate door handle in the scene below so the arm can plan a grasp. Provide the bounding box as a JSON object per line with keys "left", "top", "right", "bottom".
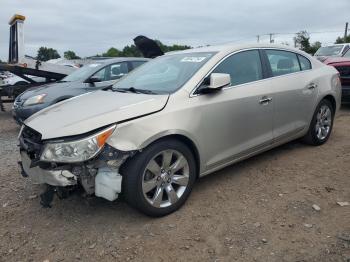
{"left": 307, "top": 83, "right": 318, "bottom": 90}
{"left": 259, "top": 96, "right": 272, "bottom": 105}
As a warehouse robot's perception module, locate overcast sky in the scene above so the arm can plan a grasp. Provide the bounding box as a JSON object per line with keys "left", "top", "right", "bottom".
{"left": 0, "top": 0, "right": 349, "bottom": 60}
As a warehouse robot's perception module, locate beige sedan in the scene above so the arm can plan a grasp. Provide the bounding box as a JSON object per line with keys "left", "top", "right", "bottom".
{"left": 19, "top": 43, "right": 341, "bottom": 216}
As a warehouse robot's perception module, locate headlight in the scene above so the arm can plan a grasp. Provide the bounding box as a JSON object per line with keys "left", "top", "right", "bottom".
{"left": 23, "top": 94, "right": 47, "bottom": 106}
{"left": 40, "top": 125, "right": 116, "bottom": 163}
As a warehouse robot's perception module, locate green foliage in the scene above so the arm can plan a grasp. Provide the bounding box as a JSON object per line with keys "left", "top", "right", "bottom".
{"left": 102, "top": 47, "right": 122, "bottom": 57}
{"left": 155, "top": 40, "right": 191, "bottom": 53}
{"left": 335, "top": 35, "right": 350, "bottom": 44}
{"left": 100, "top": 39, "right": 191, "bottom": 58}
{"left": 294, "top": 31, "right": 321, "bottom": 55}
{"left": 311, "top": 41, "right": 322, "bottom": 53}
{"left": 121, "top": 45, "right": 142, "bottom": 57}
{"left": 37, "top": 47, "right": 60, "bottom": 61}
{"left": 64, "top": 50, "right": 80, "bottom": 60}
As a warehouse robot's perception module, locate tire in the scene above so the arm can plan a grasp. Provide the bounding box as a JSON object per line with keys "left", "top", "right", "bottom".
{"left": 302, "top": 99, "right": 334, "bottom": 146}
{"left": 121, "top": 139, "right": 197, "bottom": 217}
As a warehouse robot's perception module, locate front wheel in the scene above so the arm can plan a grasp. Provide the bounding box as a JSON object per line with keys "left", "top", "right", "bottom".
{"left": 302, "top": 99, "right": 334, "bottom": 146}
{"left": 122, "top": 139, "right": 197, "bottom": 217}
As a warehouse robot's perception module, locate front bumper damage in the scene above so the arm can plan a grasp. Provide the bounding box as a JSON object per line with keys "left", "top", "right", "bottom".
{"left": 20, "top": 151, "right": 78, "bottom": 186}
{"left": 18, "top": 125, "right": 135, "bottom": 206}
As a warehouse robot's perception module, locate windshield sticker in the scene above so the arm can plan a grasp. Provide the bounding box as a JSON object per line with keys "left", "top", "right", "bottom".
{"left": 181, "top": 57, "right": 207, "bottom": 63}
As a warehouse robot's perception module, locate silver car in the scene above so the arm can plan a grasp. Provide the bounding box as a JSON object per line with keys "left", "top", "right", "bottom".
{"left": 19, "top": 44, "right": 341, "bottom": 216}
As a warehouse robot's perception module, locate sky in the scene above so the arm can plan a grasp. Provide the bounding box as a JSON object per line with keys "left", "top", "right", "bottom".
{"left": 0, "top": 0, "right": 349, "bottom": 61}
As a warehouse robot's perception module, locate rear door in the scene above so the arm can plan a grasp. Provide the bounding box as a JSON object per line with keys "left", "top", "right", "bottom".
{"left": 263, "top": 49, "right": 318, "bottom": 140}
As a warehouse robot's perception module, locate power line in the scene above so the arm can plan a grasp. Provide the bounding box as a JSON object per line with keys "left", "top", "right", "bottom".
{"left": 256, "top": 29, "right": 345, "bottom": 43}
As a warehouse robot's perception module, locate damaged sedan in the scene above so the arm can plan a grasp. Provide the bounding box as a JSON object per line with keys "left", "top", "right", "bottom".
{"left": 19, "top": 44, "right": 341, "bottom": 216}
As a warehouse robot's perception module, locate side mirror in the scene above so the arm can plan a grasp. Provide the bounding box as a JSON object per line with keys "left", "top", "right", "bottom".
{"left": 197, "top": 73, "right": 231, "bottom": 94}
{"left": 87, "top": 76, "right": 101, "bottom": 84}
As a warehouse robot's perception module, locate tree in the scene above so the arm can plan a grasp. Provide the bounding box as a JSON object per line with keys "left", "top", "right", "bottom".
{"left": 155, "top": 40, "right": 191, "bottom": 53}
{"left": 335, "top": 35, "right": 350, "bottom": 44}
{"left": 98, "top": 39, "right": 191, "bottom": 58}
{"left": 294, "top": 31, "right": 321, "bottom": 55}
{"left": 37, "top": 47, "right": 60, "bottom": 61}
{"left": 64, "top": 50, "right": 80, "bottom": 60}
{"left": 310, "top": 41, "right": 322, "bottom": 54}
{"left": 102, "top": 47, "right": 122, "bottom": 57}
{"left": 121, "top": 45, "right": 142, "bottom": 57}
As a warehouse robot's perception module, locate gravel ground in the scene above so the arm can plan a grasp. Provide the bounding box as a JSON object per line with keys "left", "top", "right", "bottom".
{"left": 0, "top": 103, "right": 350, "bottom": 262}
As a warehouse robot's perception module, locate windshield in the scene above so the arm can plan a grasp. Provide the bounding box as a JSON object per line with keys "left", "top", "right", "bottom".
{"left": 112, "top": 52, "right": 215, "bottom": 94}
{"left": 343, "top": 49, "right": 350, "bottom": 58}
{"left": 315, "top": 45, "right": 343, "bottom": 56}
{"left": 62, "top": 63, "right": 102, "bottom": 82}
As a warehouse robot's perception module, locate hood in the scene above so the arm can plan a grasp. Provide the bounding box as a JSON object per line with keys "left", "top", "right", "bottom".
{"left": 324, "top": 56, "right": 350, "bottom": 65}
{"left": 25, "top": 90, "right": 169, "bottom": 139}
{"left": 18, "top": 81, "right": 81, "bottom": 101}
{"left": 134, "top": 35, "right": 164, "bottom": 58}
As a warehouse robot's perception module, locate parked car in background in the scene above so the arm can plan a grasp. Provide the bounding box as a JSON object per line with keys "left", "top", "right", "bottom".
{"left": 19, "top": 44, "right": 341, "bottom": 216}
{"left": 0, "top": 72, "right": 45, "bottom": 87}
{"left": 13, "top": 57, "right": 149, "bottom": 123}
{"left": 314, "top": 43, "right": 350, "bottom": 62}
{"left": 324, "top": 48, "right": 350, "bottom": 103}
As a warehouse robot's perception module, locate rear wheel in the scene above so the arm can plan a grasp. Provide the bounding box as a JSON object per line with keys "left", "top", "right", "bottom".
{"left": 303, "top": 99, "right": 334, "bottom": 146}
{"left": 122, "top": 139, "right": 196, "bottom": 217}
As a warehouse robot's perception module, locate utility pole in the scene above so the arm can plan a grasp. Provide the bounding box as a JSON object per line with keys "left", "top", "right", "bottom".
{"left": 269, "top": 33, "right": 274, "bottom": 43}
{"left": 345, "top": 22, "right": 349, "bottom": 39}
{"left": 257, "top": 35, "right": 260, "bottom": 43}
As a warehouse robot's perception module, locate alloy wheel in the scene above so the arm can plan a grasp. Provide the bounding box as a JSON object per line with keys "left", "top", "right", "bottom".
{"left": 142, "top": 149, "right": 190, "bottom": 208}
{"left": 315, "top": 104, "right": 332, "bottom": 140}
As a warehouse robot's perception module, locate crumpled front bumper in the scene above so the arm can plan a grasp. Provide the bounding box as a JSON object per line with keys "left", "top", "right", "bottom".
{"left": 19, "top": 151, "right": 77, "bottom": 186}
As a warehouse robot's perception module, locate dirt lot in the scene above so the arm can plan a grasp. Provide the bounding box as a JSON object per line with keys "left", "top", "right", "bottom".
{"left": 0, "top": 103, "right": 349, "bottom": 262}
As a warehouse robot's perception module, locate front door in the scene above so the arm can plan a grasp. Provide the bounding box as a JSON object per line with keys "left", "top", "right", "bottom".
{"left": 193, "top": 50, "right": 274, "bottom": 169}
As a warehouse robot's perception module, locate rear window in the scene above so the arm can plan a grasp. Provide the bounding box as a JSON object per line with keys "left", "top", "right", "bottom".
{"left": 298, "top": 55, "right": 312, "bottom": 70}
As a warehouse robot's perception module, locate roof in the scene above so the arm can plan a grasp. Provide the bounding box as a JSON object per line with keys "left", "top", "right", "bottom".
{"left": 323, "top": 43, "right": 350, "bottom": 46}
{"left": 166, "top": 43, "right": 310, "bottom": 57}
{"left": 96, "top": 57, "right": 150, "bottom": 64}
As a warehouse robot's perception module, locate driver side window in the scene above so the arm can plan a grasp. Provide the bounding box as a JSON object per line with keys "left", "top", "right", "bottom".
{"left": 90, "top": 62, "right": 129, "bottom": 82}
{"left": 212, "top": 50, "right": 263, "bottom": 86}
{"left": 109, "top": 62, "right": 129, "bottom": 80}
{"left": 91, "top": 67, "right": 107, "bottom": 82}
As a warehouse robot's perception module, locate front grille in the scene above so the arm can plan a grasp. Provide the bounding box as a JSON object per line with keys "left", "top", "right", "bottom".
{"left": 13, "top": 97, "right": 24, "bottom": 108}
{"left": 13, "top": 100, "right": 22, "bottom": 107}
{"left": 335, "top": 66, "right": 350, "bottom": 78}
{"left": 22, "top": 126, "right": 42, "bottom": 143}
{"left": 19, "top": 126, "right": 43, "bottom": 162}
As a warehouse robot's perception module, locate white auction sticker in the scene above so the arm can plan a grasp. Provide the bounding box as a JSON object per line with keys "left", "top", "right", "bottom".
{"left": 88, "top": 63, "right": 102, "bottom": 67}
{"left": 181, "top": 57, "right": 207, "bottom": 63}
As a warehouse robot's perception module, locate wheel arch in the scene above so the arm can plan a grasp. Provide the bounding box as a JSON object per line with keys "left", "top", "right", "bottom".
{"left": 141, "top": 134, "right": 201, "bottom": 179}
{"left": 322, "top": 94, "right": 336, "bottom": 112}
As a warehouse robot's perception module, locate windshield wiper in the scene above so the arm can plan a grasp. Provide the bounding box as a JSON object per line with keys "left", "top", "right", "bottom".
{"left": 102, "top": 85, "right": 113, "bottom": 91}
{"left": 113, "top": 87, "right": 157, "bottom": 94}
